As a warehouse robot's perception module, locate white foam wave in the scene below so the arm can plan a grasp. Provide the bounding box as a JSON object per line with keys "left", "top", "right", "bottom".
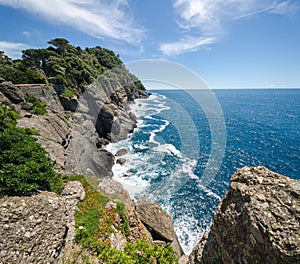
{"left": 104, "top": 92, "right": 221, "bottom": 254}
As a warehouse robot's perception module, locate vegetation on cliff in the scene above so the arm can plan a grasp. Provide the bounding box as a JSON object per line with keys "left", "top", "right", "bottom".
{"left": 0, "top": 105, "right": 62, "bottom": 194}
{"left": 0, "top": 38, "right": 146, "bottom": 97}
{"left": 65, "top": 176, "right": 178, "bottom": 264}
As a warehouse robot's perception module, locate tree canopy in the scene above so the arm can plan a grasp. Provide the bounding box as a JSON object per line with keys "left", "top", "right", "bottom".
{"left": 0, "top": 38, "right": 145, "bottom": 97}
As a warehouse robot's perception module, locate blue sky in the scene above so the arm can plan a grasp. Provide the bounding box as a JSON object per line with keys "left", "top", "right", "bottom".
{"left": 0, "top": 0, "right": 299, "bottom": 88}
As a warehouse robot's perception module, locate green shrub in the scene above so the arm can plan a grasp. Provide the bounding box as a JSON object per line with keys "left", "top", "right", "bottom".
{"left": 25, "top": 96, "right": 48, "bottom": 115}
{"left": 0, "top": 105, "right": 63, "bottom": 194}
{"left": 65, "top": 175, "right": 178, "bottom": 263}
{"left": 96, "top": 240, "right": 178, "bottom": 264}
{"left": 61, "top": 88, "right": 75, "bottom": 98}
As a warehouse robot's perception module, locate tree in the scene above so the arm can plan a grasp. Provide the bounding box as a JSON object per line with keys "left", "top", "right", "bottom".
{"left": 48, "top": 38, "right": 70, "bottom": 55}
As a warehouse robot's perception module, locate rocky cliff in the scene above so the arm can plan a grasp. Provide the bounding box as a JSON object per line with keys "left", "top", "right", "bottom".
{"left": 0, "top": 77, "right": 187, "bottom": 263}
{"left": 189, "top": 166, "right": 300, "bottom": 264}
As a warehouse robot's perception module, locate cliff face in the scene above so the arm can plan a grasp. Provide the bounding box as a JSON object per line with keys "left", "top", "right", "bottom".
{"left": 189, "top": 166, "right": 300, "bottom": 264}
{"left": 0, "top": 78, "right": 187, "bottom": 263}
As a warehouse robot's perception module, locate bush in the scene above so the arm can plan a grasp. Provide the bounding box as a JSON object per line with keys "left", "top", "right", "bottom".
{"left": 65, "top": 175, "right": 178, "bottom": 263}
{"left": 26, "top": 96, "right": 48, "bottom": 115}
{"left": 0, "top": 105, "right": 63, "bottom": 194}
{"left": 61, "top": 88, "right": 75, "bottom": 98}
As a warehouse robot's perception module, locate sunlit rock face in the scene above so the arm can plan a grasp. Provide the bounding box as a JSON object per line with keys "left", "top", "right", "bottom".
{"left": 189, "top": 166, "right": 300, "bottom": 264}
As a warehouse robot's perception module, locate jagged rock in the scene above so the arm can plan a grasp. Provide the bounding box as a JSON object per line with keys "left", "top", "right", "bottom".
{"left": 189, "top": 166, "right": 300, "bottom": 264}
{"left": 0, "top": 81, "right": 24, "bottom": 103}
{"left": 59, "top": 96, "right": 79, "bottom": 112}
{"left": 115, "top": 148, "right": 128, "bottom": 156}
{"left": 0, "top": 181, "right": 84, "bottom": 264}
{"left": 0, "top": 91, "right": 10, "bottom": 103}
{"left": 98, "top": 178, "right": 131, "bottom": 202}
{"left": 136, "top": 198, "right": 175, "bottom": 242}
{"left": 17, "top": 84, "right": 64, "bottom": 113}
{"left": 125, "top": 202, "right": 152, "bottom": 244}
{"left": 95, "top": 137, "right": 110, "bottom": 148}
{"left": 136, "top": 198, "right": 184, "bottom": 258}
{"left": 116, "top": 158, "right": 126, "bottom": 165}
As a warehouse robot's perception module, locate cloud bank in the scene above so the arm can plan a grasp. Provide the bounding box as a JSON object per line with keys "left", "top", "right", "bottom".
{"left": 160, "top": 0, "right": 298, "bottom": 55}
{"left": 0, "top": 41, "right": 30, "bottom": 59}
{"left": 0, "top": 0, "right": 145, "bottom": 45}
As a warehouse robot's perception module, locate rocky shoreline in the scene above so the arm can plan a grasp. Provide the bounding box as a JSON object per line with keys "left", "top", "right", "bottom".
{"left": 1, "top": 78, "right": 299, "bottom": 263}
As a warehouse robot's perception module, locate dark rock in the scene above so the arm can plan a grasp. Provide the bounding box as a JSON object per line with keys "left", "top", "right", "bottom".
{"left": 59, "top": 96, "right": 78, "bottom": 112}
{"left": 189, "top": 166, "right": 300, "bottom": 264}
{"left": 0, "top": 81, "right": 24, "bottom": 103}
{"left": 116, "top": 158, "right": 126, "bottom": 165}
{"left": 0, "top": 91, "right": 10, "bottom": 103}
{"left": 95, "top": 137, "right": 110, "bottom": 148}
{"left": 115, "top": 148, "right": 128, "bottom": 157}
{"left": 0, "top": 77, "right": 5, "bottom": 83}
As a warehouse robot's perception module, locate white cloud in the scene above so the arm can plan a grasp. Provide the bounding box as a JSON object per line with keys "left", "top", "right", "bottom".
{"left": 0, "top": 0, "right": 145, "bottom": 45}
{"left": 0, "top": 41, "right": 30, "bottom": 59}
{"left": 160, "top": 36, "right": 215, "bottom": 56}
{"left": 160, "top": 0, "right": 298, "bottom": 55}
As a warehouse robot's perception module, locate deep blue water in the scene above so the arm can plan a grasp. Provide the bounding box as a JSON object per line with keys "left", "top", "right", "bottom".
{"left": 107, "top": 88, "right": 300, "bottom": 254}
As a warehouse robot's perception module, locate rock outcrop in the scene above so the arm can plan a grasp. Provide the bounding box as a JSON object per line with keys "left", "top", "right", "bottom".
{"left": 136, "top": 198, "right": 185, "bottom": 259}
{"left": 189, "top": 166, "right": 300, "bottom": 264}
{"left": 0, "top": 81, "right": 25, "bottom": 104}
{"left": 0, "top": 181, "right": 84, "bottom": 264}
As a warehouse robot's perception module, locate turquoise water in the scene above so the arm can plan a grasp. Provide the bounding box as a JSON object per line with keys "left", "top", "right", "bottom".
{"left": 106, "top": 88, "right": 300, "bottom": 254}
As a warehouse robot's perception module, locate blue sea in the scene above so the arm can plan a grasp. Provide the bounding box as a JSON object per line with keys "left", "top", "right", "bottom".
{"left": 106, "top": 88, "right": 300, "bottom": 254}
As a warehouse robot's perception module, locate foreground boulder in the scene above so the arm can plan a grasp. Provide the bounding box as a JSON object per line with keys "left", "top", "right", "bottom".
{"left": 136, "top": 197, "right": 184, "bottom": 259}
{"left": 189, "top": 166, "right": 300, "bottom": 264}
{"left": 0, "top": 182, "right": 84, "bottom": 264}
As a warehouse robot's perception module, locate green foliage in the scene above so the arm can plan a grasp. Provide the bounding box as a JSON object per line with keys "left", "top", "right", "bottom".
{"left": 65, "top": 175, "right": 177, "bottom": 264}
{"left": 97, "top": 241, "right": 178, "bottom": 264}
{"left": 0, "top": 59, "right": 29, "bottom": 83}
{"left": 0, "top": 105, "right": 63, "bottom": 194}
{"left": 26, "top": 96, "right": 48, "bottom": 115}
{"left": 61, "top": 88, "right": 75, "bottom": 98}
{"left": 1, "top": 39, "right": 146, "bottom": 98}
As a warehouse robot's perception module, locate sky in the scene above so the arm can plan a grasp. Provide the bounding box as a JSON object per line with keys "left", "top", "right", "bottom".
{"left": 0, "top": 0, "right": 299, "bottom": 88}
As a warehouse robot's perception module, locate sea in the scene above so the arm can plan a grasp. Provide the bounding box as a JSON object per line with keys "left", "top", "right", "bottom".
{"left": 105, "top": 88, "right": 300, "bottom": 254}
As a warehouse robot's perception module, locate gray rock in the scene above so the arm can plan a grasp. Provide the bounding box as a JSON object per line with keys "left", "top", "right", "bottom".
{"left": 0, "top": 182, "right": 84, "bottom": 264}
{"left": 189, "top": 166, "right": 300, "bottom": 264}
{"left": 21, "top": 102, "right": 33, "bottom": 110}
{"left": 135, "top": 197, "right": 184, "bottom": 257}
{"left": 116, "top": 158, "right": 126, "bottom": 165}
{"left": 115, "top": 148, "right": 128, "bottom": 157}
{"left": 0, "top": 81, "right": 24, "bottom": 103}
{"left": 136, "top": 197, "right": 175, "bottom": 242}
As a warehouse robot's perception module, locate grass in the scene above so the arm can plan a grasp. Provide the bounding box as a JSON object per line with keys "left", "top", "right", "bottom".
{"left": 64, "top": 175, "right": 178, "bottom": 263}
